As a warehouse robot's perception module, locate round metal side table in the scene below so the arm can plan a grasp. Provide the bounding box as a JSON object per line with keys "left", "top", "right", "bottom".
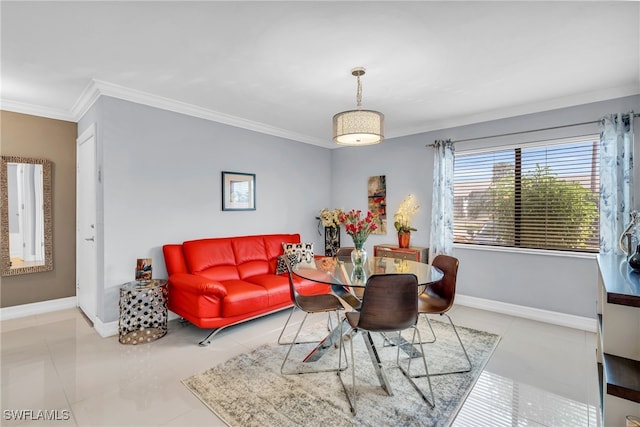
{"left": 118, "top": 279, "right": 168, "bottom": 345}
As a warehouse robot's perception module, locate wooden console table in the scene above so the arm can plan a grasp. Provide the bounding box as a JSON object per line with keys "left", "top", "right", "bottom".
{"left": 373, "top": 244, "right": 429, "bottom": 263}
{"left": 596, "top": 254, "right": 640, "bottom": 425}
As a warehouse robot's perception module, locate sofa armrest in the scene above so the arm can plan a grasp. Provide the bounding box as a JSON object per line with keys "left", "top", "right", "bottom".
{"left": 168, "top": 273, "right": 228, "bottom": 298}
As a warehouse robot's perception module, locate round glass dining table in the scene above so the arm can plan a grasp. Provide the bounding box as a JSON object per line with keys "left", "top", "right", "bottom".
{"left": 291, "top": 255, "right": 444, "bottom": 395}
{"left": 292, "top": 256, "right": 443, "bottom": 289}
{"left": 292, "top": 255, "right": 443, "bottom": 315}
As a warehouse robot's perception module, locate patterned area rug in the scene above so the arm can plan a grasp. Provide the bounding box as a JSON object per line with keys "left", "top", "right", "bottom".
{"left": 182, "top": 318, "right": 500, "bottom": 427}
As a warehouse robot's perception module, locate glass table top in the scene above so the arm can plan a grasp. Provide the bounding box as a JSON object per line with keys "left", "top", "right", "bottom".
{"left": 292, "top": 256, "right": 443, "bottom": 288}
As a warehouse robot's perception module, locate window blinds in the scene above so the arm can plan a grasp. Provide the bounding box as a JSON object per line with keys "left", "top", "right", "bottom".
{"left": 453, "top": 136, "right": 600, "bottom": 252}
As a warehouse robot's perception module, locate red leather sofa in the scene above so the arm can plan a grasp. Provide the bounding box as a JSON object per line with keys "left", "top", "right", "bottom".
{"left": 163, "top": 233, "right": 326, "bottom": 345}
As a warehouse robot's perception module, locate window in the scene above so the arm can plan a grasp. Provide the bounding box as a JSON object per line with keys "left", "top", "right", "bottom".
{"left": 453, "top": 135, "right": 600, "bottom": 253}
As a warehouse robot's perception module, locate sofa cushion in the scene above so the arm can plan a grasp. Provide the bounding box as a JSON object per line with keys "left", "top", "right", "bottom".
{"left": 220, "top": 280, "right": 269, "bottom": 317}
{"left": 183, "top": 238, "right": 239, "bottom": 280}
{"left": 195, "top": 267, "right": 241, "bottom": 282}
{"left": 244, "top": 274, "right": 292, "bottom": 306}
{"left": 232, "top": 236, "right": 271, "bottom": 279}
{"left": 295, "top": 279, "right": 333, "bottom": 297}
{"left": 246, "top": 273, "right": 332, "bottom": 303}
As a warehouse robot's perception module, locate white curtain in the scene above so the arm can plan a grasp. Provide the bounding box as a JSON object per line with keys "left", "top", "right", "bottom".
{"left": 429, "top": 139, "right": 455, "bottom": 260}
{"left": 599, "top": 113, "right": 635, "bottom": 255}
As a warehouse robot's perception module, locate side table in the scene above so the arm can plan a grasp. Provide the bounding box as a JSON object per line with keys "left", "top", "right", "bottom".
{"left": 373, "top": 244, "right": 429, "bottom": 263}
{"left": 118, "top": 279, "right": 168, "bottom": 345}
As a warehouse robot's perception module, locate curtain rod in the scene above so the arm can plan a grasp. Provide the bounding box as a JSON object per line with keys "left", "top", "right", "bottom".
{"left": 426, "top": 112, "right": 639, "bottom": 147}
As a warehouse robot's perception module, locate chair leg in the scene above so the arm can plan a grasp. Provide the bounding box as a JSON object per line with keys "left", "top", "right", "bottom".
{"left": 398, "top": 327, "right": 435, "bottom": 408}
{"left": 340, "top": 326, "right": 436, "bottom": 414}
{"left": 438, "top": 313, "right": 472, "bottom": 374}
{"left": 337, "top": 325, "right": 357, "bottom": 415}
{"left": 383, "top": 314, "right": 435, "bottom": 348}
{"left": 418, "top": 314, "right": 437, "bottom": 344}
{"left": 278, "top": 308, "right": 336, "bottom": 346}
{"left": 281, "top": 310, "right": 347, "bottom": 375}
{"left": 277, "top": 306, "right": 297, "bottom": 345}
{"left": 410, "top": 312, "right": 472, "bottom": 377}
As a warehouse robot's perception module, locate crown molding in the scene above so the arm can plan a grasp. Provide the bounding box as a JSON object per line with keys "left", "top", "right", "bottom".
{"left": 391, "top": 83, "right": 640, "bottom": 139}
{"left": 71, "top": 79, "right": 330, "bottom": 147}
{"left": 0, "top": 99, "right": 75, "bottom": 122}
{"left": 5, "top": 80, "right": 638, "bottom": 148}
{"left": 69, "top": 79, "right": 104, "bottom": 120}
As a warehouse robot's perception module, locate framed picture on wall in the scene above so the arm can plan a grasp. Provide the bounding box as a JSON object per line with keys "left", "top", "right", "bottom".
{"left": 368, "top": 175, "right": 387, "bottom": 234}
{"left": 222, "top": 171, "right": 256, "bottom": 211}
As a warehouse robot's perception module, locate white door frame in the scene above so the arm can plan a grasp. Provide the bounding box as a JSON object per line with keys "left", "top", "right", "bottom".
{"left": 76, "top": 124, "right": 98, "bottom": 323}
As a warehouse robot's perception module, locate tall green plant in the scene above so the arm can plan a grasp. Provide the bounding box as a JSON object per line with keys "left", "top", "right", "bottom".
{"left": 487, "top": 165, "right": 598, "bottom": 249}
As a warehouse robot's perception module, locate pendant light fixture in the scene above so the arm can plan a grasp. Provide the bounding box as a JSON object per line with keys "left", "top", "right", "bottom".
{"left": 332, "top": 67, "right": 384, "bottom": 146}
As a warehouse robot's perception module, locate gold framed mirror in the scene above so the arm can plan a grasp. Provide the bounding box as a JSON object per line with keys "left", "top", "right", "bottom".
{"left": 1, "top": 155, "right": 53, "bottom": 276}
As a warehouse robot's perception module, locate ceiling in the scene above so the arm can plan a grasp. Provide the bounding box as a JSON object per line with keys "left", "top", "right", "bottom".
{"left": 2, "top": 1, "right": 639, "bottom": 149}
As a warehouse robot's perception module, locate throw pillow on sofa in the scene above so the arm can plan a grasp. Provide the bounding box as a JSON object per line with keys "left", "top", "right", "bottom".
{"left": 276, "top": 242, "right": 315, "bottom": 274}
{"left": 275, "top": 253, "right": 300, "bottom": 275}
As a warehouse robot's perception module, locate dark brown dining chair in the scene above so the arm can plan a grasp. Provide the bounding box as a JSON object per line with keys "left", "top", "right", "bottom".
{"left": 338, "top": 274, "right": 434, "bottom": 414}
{"left": 278, "top": 256, "right": 347, "bottom": 375}
{"left": 415, "top": 254, "right": 471, "bottom": 376}
{"left": 335, "top": 246, "right": 355, "bottom": 257}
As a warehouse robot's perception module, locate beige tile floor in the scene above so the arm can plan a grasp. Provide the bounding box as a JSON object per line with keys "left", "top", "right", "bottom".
{"left": 1, "top": 305, "right": 599, "bottom": 426}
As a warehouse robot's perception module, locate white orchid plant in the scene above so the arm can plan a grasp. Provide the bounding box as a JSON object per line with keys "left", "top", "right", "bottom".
{"left": 394, "top": 195, "right": 419, "bottom": 233}
{"left": 317, "top": 208, "right": 344, "bottom": 229}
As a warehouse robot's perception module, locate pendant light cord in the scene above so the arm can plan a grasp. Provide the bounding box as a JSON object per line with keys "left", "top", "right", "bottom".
{"left": 356, "top": 74, "right": 362, "bottom": 109}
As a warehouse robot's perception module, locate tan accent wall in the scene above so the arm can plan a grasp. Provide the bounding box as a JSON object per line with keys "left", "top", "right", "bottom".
{"left": 0, "top": 110, "right": 77, "bottom": 307}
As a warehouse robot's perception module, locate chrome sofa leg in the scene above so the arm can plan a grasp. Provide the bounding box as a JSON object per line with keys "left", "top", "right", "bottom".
{"left": 198, "top": 327, "right": 227, "bottom": 347}
{"left": 196, "top": 305, "right": 294, "bottom": 346}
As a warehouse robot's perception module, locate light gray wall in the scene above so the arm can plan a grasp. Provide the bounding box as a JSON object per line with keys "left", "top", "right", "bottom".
{"left": 79, "top": 97, "right": 331, "bottom": 323}
{"left": 332, "top": 95, "right": 640, "bottom": 318}
{"left": 77, "top": 94, "right": 639, "bottom": 323}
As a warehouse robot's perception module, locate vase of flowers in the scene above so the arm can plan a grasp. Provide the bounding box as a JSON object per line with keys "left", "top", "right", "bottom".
{"left": 394, "top": 195, "right": 419, "bottom": 249}
{"left": 338, "top": 209, "right": 378, "bottom": 269}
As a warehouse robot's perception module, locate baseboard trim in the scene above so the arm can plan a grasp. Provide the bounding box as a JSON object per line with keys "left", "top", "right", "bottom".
{"left": 94, "top": 319, "right": 118, "bottom": 338}
{"left": 0, "top": 297, "right": 78, "bottom": 321}
{"left": 1, "top": 294, "right": 596, "bottom": 334}
{"left": 455, "top": 294, "right": 597, "bottom": 332}
{"left": 0, "top": 298, "right": 179, "bottom": 339}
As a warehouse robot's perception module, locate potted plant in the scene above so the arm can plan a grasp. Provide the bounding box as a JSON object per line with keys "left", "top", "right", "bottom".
{"left": 394, "top": 195, "right": 419, "bottom": 248}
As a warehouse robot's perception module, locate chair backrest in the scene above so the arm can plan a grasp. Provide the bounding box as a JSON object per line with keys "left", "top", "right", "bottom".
{"left": 357, "top": 274, "right": 419, "bottom": 332}
{"left": 282, "top": 255, "right": 302, "bottom": 307}
{"left": 335, "top": 247, "right": 355, "bottom": 257}
{"left": 430, "top": 254, "right": 459, "bottom": 308}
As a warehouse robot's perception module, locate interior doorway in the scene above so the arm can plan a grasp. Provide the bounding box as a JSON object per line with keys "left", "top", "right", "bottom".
{"left": 76, "top": 124, "right": 98, "bottom": 323}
